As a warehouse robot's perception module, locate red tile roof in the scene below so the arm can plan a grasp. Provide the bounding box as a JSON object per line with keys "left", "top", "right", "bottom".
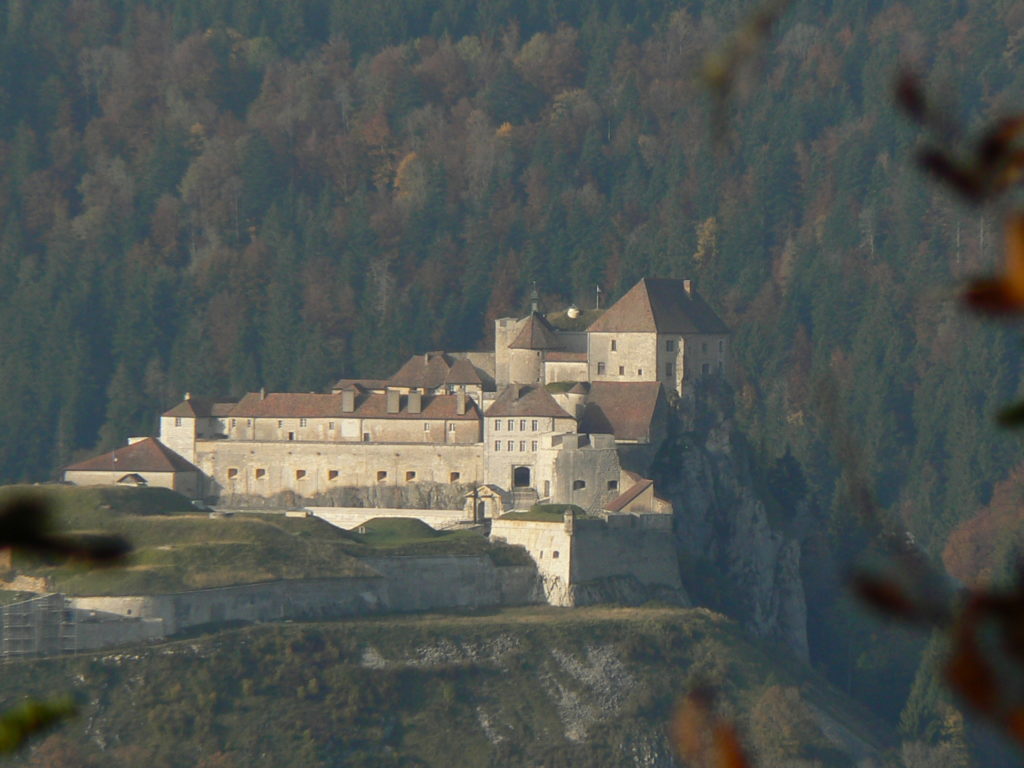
{"left": 332, "top": 378, "right": 390, "bottom": 392}
{"left": 446, "top": 357, "right": 484, "bottom": 385}
{"left": 65, "top": 438, "right": 199, "bottom": 474}
{"left": 588, "top": 278, "right": 729, "bottom": 335}
{"left": 509, "top": 313, "right": 563, "bottom": 350}
{"left": 604, "top": 478, "right": 654, "bottom": 512}
{"left": 389, "top": 351, "right": 454, "bottom": 389}
{"left": 162, "top": 397, "right": 234, "bottom": 418}
{"left": 227, "top": 391, "right": 480, "bottom": 420}
{"left": 579, "top": 382, "right": 664, "bottom": 442}
{"left": 484, "top": 385, "right": 574, "bottom": 419}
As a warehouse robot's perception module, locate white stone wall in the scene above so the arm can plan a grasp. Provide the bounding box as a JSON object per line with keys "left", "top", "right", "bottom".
{"left": 489, "top": 519, "right": 574, "bottom": 605}
{"left": 482, "top": 417, "right": 576, "bottom": 493}
{"left": 196, "top": 441, "right": 483, "bottom": 498}
{"left": 570, "top": 518, "right": 683, "bottom": 591}
{"left": 544, "top": 360, "right": 588, "bottom": 383}
{"left": 588, "top": 332, "right": 659, "bottom": 384}
{"left": 551, "top": 435, "right": 622, "bottom": 511}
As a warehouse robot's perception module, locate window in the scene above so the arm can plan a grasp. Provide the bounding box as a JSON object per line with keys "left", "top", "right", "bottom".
{"left": 666, "top": 339, "right": 675, "bottom": 351}
{"left": 494, "top": 419, "right": 501, "bottom": 431}
{"left": 507, "top": 419, "right": 514, "bottom": 430}
{"left": 531, "top": 441, "right": 538, "bottom": 451}
{"left": 573, "top": 480, "right": 586, "bottom": 490}
{"left": 552, "top": 551, "right": 560, "bottom": 559}
{"left": 287, "top": 432, "right": 295, "bottom": 441}
{"left": 277, "top": 420, "right": 283, "bottom": 428}
{"left": 405, "top": 470, "right": 416, "bottom": 482}
{"left": 227, "top": 468, "right": 238, "bottom": 479}
{"left": 607, "top": 480, "right": 619, "bottom": 491}
{"left": 450, "top": 472, "right": 461, "bottom": 482}
{"left": 637, "top": 369, "right": 643, "bottom": 376}
{"left": 231, "top": 419, "right": 237, "bottom": 428}
{"left": 376, "top": 470, "right": 387, "bottom": 482}
{"left": 702, "top": 363, "right": 710, "bottom": 375}
{"left": 328, "top": 470, "right": 339, "bottom": 481}
{"left": 423, "top": 422, "right": 430, "bottom": 431}
{"left": 247, "top": 419, "right": 253, "bottom": 427}
{"left": 531, "top": 420, "right": 538, "bottom": 431}
{"left": 329, "top": 421, "right": 335, "bottom": 430}
{"left": 255, "top": 468, "right": 266, "bottom": 479}
{"left": 494, "top": 441, "right": 501, "bottom": 450}
{"left": 519, "top": 419, "right": 526, "bottom": 430}
{"left": 507, "top": 441, "right": 514, "bottom": 451}
{"left": 362, "top": 433, "right": 370, "bottom": 442}
{"left": 174, "top": 417, "right": 182, "bottom": 427}
{"left": 519, "top": 441, "right": 526, "bottom": 451}
{"left": 295, "top": 470, "right": 307, "bottom": 480}
{"left": 448, "top": 423, "right": 456, "bottom": 432}
{"left": 597, "top": 362, "right": 606, "bottom": 375}
{"left": 665, "top": 363, "right": 674, "bottom": 377}
{"left": 618, "top": 366, "right": 625, "bottom": 375}
{"left": 300, "top": 418, "right": 308, "bottom": 427}
{"left": 610, "top": 339, "right": 617, "bottom": 351}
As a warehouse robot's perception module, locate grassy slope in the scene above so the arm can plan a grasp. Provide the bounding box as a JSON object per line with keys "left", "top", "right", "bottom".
{"left": 1, "top": 486, "right": 529, "bottom": 595}
{"left": 0, "top": 607, "right": 891, "bottom": 768}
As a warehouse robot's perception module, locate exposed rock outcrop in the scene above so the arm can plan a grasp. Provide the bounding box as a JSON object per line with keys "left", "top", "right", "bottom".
{"left": 650, "top": 381, "right": 810, "bottom": 659}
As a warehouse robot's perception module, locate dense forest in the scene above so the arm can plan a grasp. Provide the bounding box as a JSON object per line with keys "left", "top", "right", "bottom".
{"left": 1, "top": 0, "right": 1022, "bottom": 761}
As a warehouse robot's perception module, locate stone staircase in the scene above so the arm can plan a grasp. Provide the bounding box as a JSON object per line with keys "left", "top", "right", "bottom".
{"left": 508, "top": 488, "right": 539, "bottom": 511}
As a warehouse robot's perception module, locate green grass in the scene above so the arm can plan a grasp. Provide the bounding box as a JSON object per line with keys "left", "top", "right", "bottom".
{"left": 500, "top": 504, "right": 587, "bottom": 522}
{"left": 3, "top": 487, "right": 532, "bottom": 594}
{"left": 544, "top": 381, "right": 582, "bottom": 393}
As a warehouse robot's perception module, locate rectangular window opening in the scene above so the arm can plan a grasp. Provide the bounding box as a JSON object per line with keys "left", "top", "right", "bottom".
{"left": 405, "top": 470, "right": 416, "bottom": 482}
{"left": 328, "top": 470, "right": 339, "bottom": 481}
{"left": 376, "top": 470, "right": 387, "bottom": 482}
{"left": 227, "top": 468, "right": 238, "bottom": 479}
{"left": 255, "top": 468, "right": 266, "bottom": 479}
{"left": 494, "top": 441, "right": 501, "bottom": 451}
{"left": 597, "top": 362, "right": 606, "bottom": 375}
{"left": 519, "top": 441, "right": 526, "bottom": 452}
{"left": 607, "top": 480, "right": 619, "bottom": 491}
{"left": 610, "top": 339, "right": 617, "bottom": 351}
{"left": 174, "top": 417, "right": 182, "bottom": 427}
{"left": 295, "top": 469, "right": 307, "bottom": 480}
{"left": 618, "top": 366, "right": 625, "bottom": 376}
{"left": 572, "top": 480, "right": 586, "bottom": 490}
{"left": 423, "top": 422, "right": 430, "bottom": 431}
{"left": 531, "top": 419, "right": 538, "bottom": 431}
{"left": 300, "top": 418, "right": 308, "bottom": 427}
{"left": 450, "top": 471, "right": 461, "bottom": 482}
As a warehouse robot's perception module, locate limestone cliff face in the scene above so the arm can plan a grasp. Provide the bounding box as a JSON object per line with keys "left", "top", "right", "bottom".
{"left": 647, "top": 383, "right": 810, "bottom": 659}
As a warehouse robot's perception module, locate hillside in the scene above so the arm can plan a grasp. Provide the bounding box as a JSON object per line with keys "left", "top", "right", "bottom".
{"left": 1, "top": 486, "right": 527, "bottom": 595}
{"left": 2, "top": 607, "right": 890, "bottom": 768}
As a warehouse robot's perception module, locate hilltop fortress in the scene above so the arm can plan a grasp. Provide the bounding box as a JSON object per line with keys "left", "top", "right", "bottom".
{"left": 65, "top": 278, "right": 729, "bottom": 606}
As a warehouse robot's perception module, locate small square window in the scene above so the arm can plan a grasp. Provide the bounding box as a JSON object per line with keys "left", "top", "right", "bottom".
{"left": 573, "top": 480, "right": 586, "bottom": 490}
{"left": 295, "top": 469, "right": 306, "bottom": 480}
{"left": 362, "top": 433, "right": 370, "bottom": 442}
{"left": 174, "top": 417, "right": 182, "bottom": 427}
{"left": 376, "top": 470, "right": 387, "bottom": 482}
{"left": 227, "top": 468, "right": 238, "bottom": 479}
{"left": 607, "top": 480, "right": 619, "bottom": 491}
{"left": 450, "top": 471, "right": 460, "bottom": 482}
{"left": 328, "top": 470, "right": 339, "bottom": 481}
{"left": 405, "top": 470, "right": 416, "bottom": 482}
{"left": 255, "top": 468, "right": 266, "bottom": 479}
{"left": 552, "top": 550, "right": 560, "bottom": 559}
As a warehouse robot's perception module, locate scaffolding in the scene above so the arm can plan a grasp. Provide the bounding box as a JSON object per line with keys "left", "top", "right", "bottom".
{"left": 0, "top": 594, "right": 77, "bottom": 658}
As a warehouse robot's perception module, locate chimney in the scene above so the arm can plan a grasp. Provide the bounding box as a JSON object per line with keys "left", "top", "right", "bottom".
{"left": 341, "top": 388, "right": 355, "bottom": 413}
{"left": 456, "top": 389, "right": 467, "bottom": 415}
{"left": 407, "top": 390, "right": 422, "bottom": 414}
{"left": 259, "top": 387, "right": 266, "bottom": 400}
{"left": 386, "top": 388, "right": 400, "bottom": 414}
{"left": 682, "top": 279, "right": 693, "bottom": 297}
{"left": 184, "top": 392, "right": 191, "bottom": 401}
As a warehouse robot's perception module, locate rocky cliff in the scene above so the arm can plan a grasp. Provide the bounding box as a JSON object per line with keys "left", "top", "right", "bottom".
{"left": 648, "top": 382, "right": 810, "bottom": 660}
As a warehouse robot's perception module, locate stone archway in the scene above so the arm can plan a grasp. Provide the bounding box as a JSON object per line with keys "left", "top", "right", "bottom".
{"left": 512, "top": 466, "right": 531, "bottom": 488}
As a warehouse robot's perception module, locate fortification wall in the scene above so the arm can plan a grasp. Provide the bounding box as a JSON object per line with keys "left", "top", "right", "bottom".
{"left": 489, "top": 519, "right": 573, "bottom": 605}
{"left": 570, "top": 518, "right": 685, "bottom": 600}
{"left": 196, "top": 441, "right": 482, "bottom": 499}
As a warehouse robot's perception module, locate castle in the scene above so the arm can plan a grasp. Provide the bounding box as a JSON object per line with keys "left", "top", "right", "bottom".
{"left": 64, "top": 277, "right": 729, "bottom": 605}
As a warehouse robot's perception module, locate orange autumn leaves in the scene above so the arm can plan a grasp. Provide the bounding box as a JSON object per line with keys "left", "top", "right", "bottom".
{"left": 669, "top": 688, "right": 751, "bottom": 768}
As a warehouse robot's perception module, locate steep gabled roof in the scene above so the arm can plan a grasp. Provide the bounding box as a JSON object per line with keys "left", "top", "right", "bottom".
{"left": 332, "top": 378, "right": 390, "bottom": 392}
{"left": 227, "top": 391, "right": 480, "bottom": 420}
{"left": 587, "top": 278, "right": 729, "bottom": 335}
{"left": 162, "top": 396, "right": 230, "bottom": 418}
{"left": 579, "top": 381, "right": 664, "bottom": 442}
{"left": 445, "top": 357, "right": 483, "bottom": 385}
{"left": 484, "top": 385, "right": 574, "bottom": 419}
{"left": 389, "top": 351, "right": 454, "bottom": 389}
{"left": 509, "top": 313, "right": 563, "bottom": 350}
{"left": 65, "top": 438, "right": 199, "bottom": 474}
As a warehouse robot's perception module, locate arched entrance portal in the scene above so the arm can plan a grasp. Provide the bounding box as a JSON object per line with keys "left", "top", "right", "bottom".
{"left": 512, "top": 466, "right": 531, "bottom": 488}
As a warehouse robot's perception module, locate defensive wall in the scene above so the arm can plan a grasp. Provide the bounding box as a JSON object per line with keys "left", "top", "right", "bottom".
{"left": 59, "top": 556, "right": 541, "bottom": 653}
